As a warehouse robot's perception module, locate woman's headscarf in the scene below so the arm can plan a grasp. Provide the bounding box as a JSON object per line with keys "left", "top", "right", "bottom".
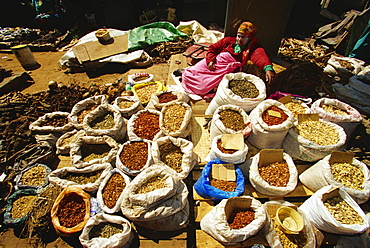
{"left": 237, "top": 21, "right": 258, "bottom": 65}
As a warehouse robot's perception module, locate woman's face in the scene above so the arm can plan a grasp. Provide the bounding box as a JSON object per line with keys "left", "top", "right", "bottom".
{"left": 236, "top": 32, "right": 251, "bottom": 47}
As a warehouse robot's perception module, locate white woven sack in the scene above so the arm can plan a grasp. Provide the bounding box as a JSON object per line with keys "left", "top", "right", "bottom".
{"left": 113, "top": 96, "right": 144, "bottom": 118}
{"left": 323, "top": 56, "right": 365, "bottom": 78}
{"left": 299, "top": 154, "right": 370, "bottom": 204}
{"left": 128, "top": 72, "right": 153, "bottom": 85}
{"left": 151, "top": 136, "right": 199, "bottom": 179}
{"left": 209, "top": 104, "right": 252, "bottom": 142}
{"left": 311, "top": 97, "right": 362, "bottom": 139}
{"left": 126, "top": 109, "right": 163, "bottom": 141}
{"left": 79, "top": 213, "right": 134, "bottom": 248}
{"left": 205, "top": 72, "right": 266, "bottom": 116}
{"left": 200, "top": 196, "right": 267, "bottom": 245}
{"left": 283, "top": 120, "right": 347, "bottom": 162}
{"left": 206, "top": 135, "right": 248, "bottom": 164}
{"left": 247, "top": 99, "right": 294, "bottom": 149}
{"left": 160, "top": 102, "right": 192, "bottom": 138}
{"left": 299, "top": 185, "right": 370, "bottom": 234}
{"left": 69, "top": 95, "right": 108, "bottom": 129}
{"left": 70, "top": 135, "right": 119, "bottom": 169}
{"left": 96, "top": 168, "right": 131, "bottom": 214}
{"left": 115, "top": 139, "right": 152, "bottom": 177}
{"left": 83, "top": 103, "right": 126, "bottom": 142}
{"left": 146, "top": 90, "right": 190, "bottom": 111}
{"left": 249, "top": 152, "right": 298, "bottom": 196}
{"left": 263, "top": 200, "right": 316, "bottom": 248}
{"left": 29, "top": 111, "right": 74, "bottom": 133}
{"left": 56, "top": 130, "right": 86, "bottom": 155}
{"left": 120, "top": 164, "right": 187, "bottom": 221}
{"left": 48, "top": 163, "right": 112, "bottom": 193}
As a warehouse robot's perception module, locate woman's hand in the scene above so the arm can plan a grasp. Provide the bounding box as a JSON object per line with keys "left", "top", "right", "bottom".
{"left": 207, "top": 61, "right": 216, "bottom": 71}
{"left": 265, "top": 70, "right": 275, "bottom": 85}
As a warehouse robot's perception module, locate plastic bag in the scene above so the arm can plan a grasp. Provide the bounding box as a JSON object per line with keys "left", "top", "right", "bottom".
{"left": 79, "top": 213, "right": 134, "bottom": 248}
{"left": 205, "top": 72, "right": 266, "bottom": 116}
{"left": 151, "top": 136, "right": 199, "bottom": 179}
{"left": 206, "top": 135, "right": 249, "bottom": 164}
{"left": 249, "top": 152, "right": 298, "bottom": 196}
{"left": 200, "top": 196, "right": 267, "bottom": 245}
{"left": 247, "top": 99, "right": 294, "bottom": 149}
{"left": 159, "top": 102, "right": 192, "bottom": 138}
{"left": 193, "top": 159, "right": 245, "bottom": 201}
{"left": 112, "top": 96, "right": 144, "bottom": 118}
{"left": 29, "top": 111, "right": 74, "bottom": 133}
{"left": 70, "top": 135, "right": 119, "bottom": 169}
{"left": 51, "top": 186, "right": 91, "bottom": 237}
{"left": 209, "top": 104, "right": 252, "bottom": 142}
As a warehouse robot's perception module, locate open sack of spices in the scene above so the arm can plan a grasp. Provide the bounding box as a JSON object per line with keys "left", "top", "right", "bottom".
{"left": 299, "top": 185, "right": 370, "bottom": 235}
{"left": 96, "top": 168, "right": 131, "bottom": 214}
{"left": 3, "top": 188, "right": 38, "bottom": 226}
{"left": 69, "top": 95, "right": 108, "bottom": 130}
{"left": 127, "top": 109, "right": 163, "bottom": 141}
{"left": 29, "top": 111, "right": 74, "bottom": 133}
{"left": 128, "top": 72, "right": 154, "bottom": 85}
{"left": 51, "top": 186, "right": 91, "bottom": 237}
{"left": 209, "top": 104, "right": 252, "bottom": 142}
{"left": 247, "top": 99, "right": 295, "bottom": 149}
{"left": 159, "top": 102, "right": 192, "bottom": 138}
{"left": 116, "top": 139, "right": 153, "bottom": 176}
{"left": 15, "top": 163, "right": 52, "bottom": 190}
{"left": 323, "top": 56, "right": 365, "bottom": 81}
{"left": 194, "top": 159, "right": 245, "bottom": 201}
{"left": 82, "top": 103, "right": 126, "bottom": 142}
{"left": 120, "top": 164, "right": 189, "bottom": 231}
{"left": 112, "top": 96, "right": 144, "bottom": 118}
{"left": 283, "top": 113, "right": 347, "bottom": 162}
{"left": 200, "top": 196, "right": 267, "bottom": 245}
{"left": 70, "top": 135, "right": 119, "bottom": 169}
{"left": 299, "top": 152, "right": 370, "bottom": 204}
{"left": 249, "top": 149, "right": 298, "bottom": 197}
{"left": 48, "top": 163, "right": 112, "bottom": 193}
{"left": 79, "top": 213, "right": 134, "bottom": 248}
{"left": 276, "top": 94, "right": 311, "bottom": 121}
{"left": 56, "top": 129, "right": 86, "bottom": 155}
{"left": 310, "top": 97, "right": 362, "bottom": 140}
{"left": 146, "top": 90, "right": 190, "bottom": 111}
{"left": 263, "top": 200, "right": 317, "bottom": 248}
{"left": 151, "top": 136, "right": 199, "bottom": 180}
{"left": 132, "top": 81, "right": 166, "bottom": 105}
{"left": 206, "top": 134, "right": 248, "bottom": 164}
{"left": 205, "top": 72, "right": 266, "bottom": 116}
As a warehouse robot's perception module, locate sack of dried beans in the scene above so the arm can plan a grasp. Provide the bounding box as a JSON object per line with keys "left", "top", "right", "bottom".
{"left": 29, "top": 111, "right": 74, "bottom": 133}
{"left": 283, "top": 119, "right": 347, "bottom": 162}
{"left": 247, "top": 99, "right": 295, "bottom": 149}
{"left": 263, "top": 200, "right": 317, "bottom": 248}
{"left": 79, "top": 213, "right": 134, "bottom": 248}
{"left": 209, "top": 104, "right": 252, "bottom": 142}
{"left": 70, "top": 135, "right": 119, "bottom": 169}
{"left": 83, "top": 103, "right": 126, "bottom": 142}
{"left": 51, "top": 186, "right": 91, "bottom": 237}
{"left": 56, "top": 129, "right": 86, "bottom": 155}
{"left": 48, "top": 163, "right": 112, "bottom": 193}
{"left": 299, "top": 185, "right": 370, "bottom": 234}
{"left": 206, "top": 135, "right": 248, "bottom": 164}
{"left": 146, "top": 90, "right": 189, "bottom": 111}
{"left": 159, "top": 102, "right": 192, "bottom": 138}
{"left": 194, "top": 159, "right": 245, "bottom": 201}
{"left": 299, "top": 154, "right": 370, "bottom": 204}
{"left": 151, "top": 136, "right": 199, "bottom": 179}
{"left": 249, "top": 152, "right": 298, "bottom": 196}
{"left": 116, "top": 139, "right": 153, "bottom": 176}
{"left": 3, "top": 188, "right": 38, "bottom": 226}
{"left": 15, "top": 163, "right": 51, "bottom": 190}
{"left": 69, "top": 95, "right": 108, "bottom": 130}
{"left": 120, "top": 164, "right": 188, "bottom": 224}
{"left": 205, "top": 72, "right": 266, "bottom": 116}
{"left": 96, "top": 168, "right": 131, "bottom": 214}
{"left": 112, "top": 96, "right": 144, "bottom": 118}
{"left": 311, "top": 98, "right": 362, "bottom": 141}
{"left": 126, "top": 109, "right": 163, "bottom": 141}
{"left": 200, "top": 196, "right": 267, "bottom": 245}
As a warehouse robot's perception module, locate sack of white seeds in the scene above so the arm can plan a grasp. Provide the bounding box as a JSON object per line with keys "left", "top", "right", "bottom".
{"left": 299, "top": 154, "right": 370, "bottom": 204}
{"left": 299, "top": 185, "right": 369, "bottom": 234}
